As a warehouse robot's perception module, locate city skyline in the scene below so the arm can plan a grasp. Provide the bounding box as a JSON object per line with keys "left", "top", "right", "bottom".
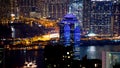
{"left": 0, "top": 0, "right": 120, "bottom": 68}
{"left": 0, "top": 0, "right": 120, "bottom": 37}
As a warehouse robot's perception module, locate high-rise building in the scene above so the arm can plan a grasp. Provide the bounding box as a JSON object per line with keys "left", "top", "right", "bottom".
{"left": 59, "top": 13, "right": 80, "bottom": 60}
{"left": 60, "top": 14, "right": 78, "bottom": 46}
{"left": 17, "top": 0, "right": 37, "bottom": 17}
{"left": 90, "top": 1, "right": 113, "bottom": 37}
{"left": 83, "top": 0, "right": 91, "bottom": 33}
{"left": 83, "top": 0, "right": 120, "bottom": 37}
{"left": 112, "top": 1, "right": 120, "bottom": 36}
{"left": 0, "top": 0, "right": 69, "bottom": 21}
{"left": 36, "top": 0, "right": 48, "bottom": 18}
{"left": 83, "top": 0, "right": 114, "bottom": 37}
{"left": 69, "top": 0, "right": 83, "bottom": 27}
{"left": 37, "top": 0, "right": 69, "bottom": 19}
{"left": 0, "top": 0, "right": 11, "bottom": 19}
{"left": 10, "top": 0, "right": 19, "bottom": 19}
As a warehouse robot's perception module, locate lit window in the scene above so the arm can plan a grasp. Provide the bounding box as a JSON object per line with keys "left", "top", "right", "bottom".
{"left": 67, "top": 52, "right": 70, "bottom": 55}
{"left": 68, "top": 56, "right": 70, "bottom": 58}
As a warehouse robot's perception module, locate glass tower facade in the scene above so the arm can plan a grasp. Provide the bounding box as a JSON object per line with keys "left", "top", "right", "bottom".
{"left": 83, "top": 0, "right": 91, "bottom": 34}
{"left": 83, "top": 0, "right": 120, "bottom": 37}
{"left": 90, "top": 1, "right": 113, "bottom": 36}
{"left": 69, "top": 0, "right": 83, "bottom": 27}
{"left": 64, "top": 24, "right": 71, "bottom": 46}
{"left": 112, "top": 1, "right": 120, "bottom": 36}
{"left": 83, "top": 0, "right": 114, "bottom": 37}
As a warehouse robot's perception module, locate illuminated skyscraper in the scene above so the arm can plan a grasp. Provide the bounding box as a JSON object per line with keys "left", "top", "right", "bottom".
{"left": 36, "top": 0, "right": 48, "bottom": 18}
{"left": 83, "top": 0, "right": 91, "bottom": 33}
{"left": 83, "top": 0, "right": 114, "bottom": 37}
{"left": 60, "top": 14, "right": 80, "bottom": 46}
{"left": 37, "top": 0, "right": 69, "bottom": 19}
{"left": 83, "top": 0, "right": 120, "bottom": 37}
{"left": 59, "top": 13, "right": 80, "bottom": 60}
{"left": 48, "top": 0, "right": 69, "bottom": 19}
{"left": 69, "top": 0, "right": 83, "bottom": 27}
{"left": 59, "top": 0, "right": 83, "bottom": 60}
{"left": 112, "top": 0, "right": 120, "bottom": 36}
{"left": 18, "top": 0, "right": 37, "bottom": 17}
{"left": 36, "top": 0, "right": 83, "bottom": 20}
{"left": 10, "top": 0, "right": 19, "bottom": 19}
{"left": 90, "top": 1, "right": 113, "bottom": 37}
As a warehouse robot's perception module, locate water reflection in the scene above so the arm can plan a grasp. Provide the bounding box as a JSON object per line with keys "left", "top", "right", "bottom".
{"left": 4, "top": 49, "right": 44, "bottom": 68}
{"left": 87, "top": 46, "right": 96, "bottom": 59}
{"left": 22, "top": 50, "right": 37, "bottom": 68}
{"left": 1, "top": 45, "right": 120, "bottom": 68}
{"left": 78, "top": 45, "right": 120, "bottom": 60}
{"left": 11, "top": 26, "right": 15, "bottom": 38}
{"left": 0, "top": 48, "right": 4, "bottom": 67}
{"left": 23, "top": 60, "right": 37, "bottom": 68}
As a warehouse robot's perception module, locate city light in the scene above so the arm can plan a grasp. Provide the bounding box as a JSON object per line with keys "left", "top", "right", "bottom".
{"left": 50, "top": 33, "right": 59, "bottom": 38}
{"left": 0, "top": 0, "right": 120, "bottom": 68}
{"left": 94, "top": 63, "right": 98, "bottom": 67}
{"left": 67, "top": 52, "right": 70, "bottom": 55}
{"left": 23, "top": 60, "right": 37, "bottom": 68}
{"left": 11, "top": 14, "right": 15, "bottom": 17}
{"left": 87, "top": 33, "right": 96, "bottom": 37}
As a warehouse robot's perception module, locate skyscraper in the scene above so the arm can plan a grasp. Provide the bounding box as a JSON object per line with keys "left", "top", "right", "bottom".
{"left": 83, "top": 0, "right": 91, "bottom": 33}
{"left": 18, "top": 0, "right": 37, "bottom": 17}
{"left": 90, "top": 1, "right": 113, "bottom": 37}
{"left": 0, "top": 0, "right": 11, "bottom": 19}
{"left": 69, "top": 0, "right": 83, "bottom": 27}
{"left": 10, "top": 0, "right": 19, "bottom": 19}
{"left": 0, "top": 0, "right": 69, "bottom": 21}
{"left": 37, "top": 0, "right": 69, "bottom": 19}
{"left": 112, "top": 0, "right": 120, "bottom": 36}
{"left": 83, "top": 0, "right": 114, "bottom": 37}
{"left": 59, "top": 13, "right": 80, "bottom": 60}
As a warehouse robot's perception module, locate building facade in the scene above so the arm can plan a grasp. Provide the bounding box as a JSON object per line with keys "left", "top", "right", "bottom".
{"left": 83, "top": 0, "right": 115, "bottom": 37}
{"left": 59, "top": 13, "right": 81, "bottom": 60}
{"left": 83, "top": 0, "right": 91, "bottom": 34}
{"left": 83, "top": 0, "right": 120, "bottom": 37}
{"left": 112, "top": 1, "right": 120, "bottom": 36}
{"left": 69, "top": 0, "right": 83, "bottom": 28}
{"left": 36, "top": 0, "right": 69, "bottom": 19}
{"left": 17, "top": 0, "right": 37, "bottom": 17}
{"left": 90, "top": 1, "right": 113, "bottom": 36}
{"left": 16, "top": 0, "right": 69, "bottom": 19}
{"left": 0, "top": 0, "right": 11, "bottom": 19}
